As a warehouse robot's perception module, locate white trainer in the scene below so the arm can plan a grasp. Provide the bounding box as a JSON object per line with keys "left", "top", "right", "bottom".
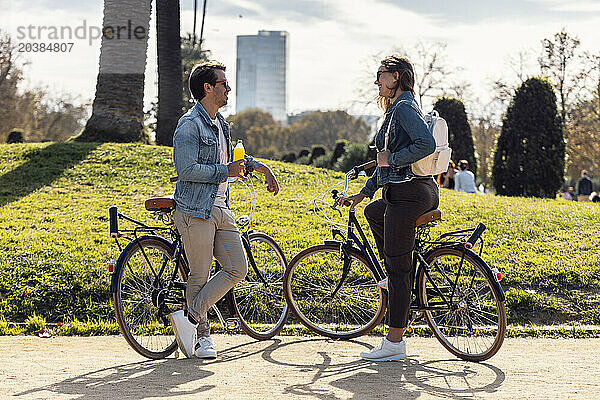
{"left": 377, "top": 277, "right": 388, "bottom": 289}
{"left": 169, "top": 310, "right": 197, "bottom": 358}
{"left": 194, "top": 336, "right": 217, "bottom": 359}
{"left": 360, "top": 338, "right": 406, "bottom": 361}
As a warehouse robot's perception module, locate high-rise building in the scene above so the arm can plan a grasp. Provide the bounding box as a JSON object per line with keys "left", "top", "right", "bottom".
{"left": 236, "top": 30, "right": 288, "bottom": 124}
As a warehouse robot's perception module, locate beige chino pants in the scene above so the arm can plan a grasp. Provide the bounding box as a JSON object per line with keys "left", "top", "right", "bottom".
{"left": 173, "top": 207, "right": 248, "bottom": 336}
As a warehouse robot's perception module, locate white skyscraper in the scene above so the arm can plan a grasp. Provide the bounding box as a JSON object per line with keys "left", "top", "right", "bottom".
{"left": 236, "top": 30, "right": 289, "bottom": 124}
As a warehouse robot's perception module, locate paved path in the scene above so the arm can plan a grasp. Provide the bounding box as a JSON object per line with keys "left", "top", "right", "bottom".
{"left": 1, "top": 335, "right": 599, "bottom": 399}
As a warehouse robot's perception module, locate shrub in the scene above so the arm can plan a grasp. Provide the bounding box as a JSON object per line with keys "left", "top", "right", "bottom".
{"left": 295, "top": 155, "right": 311, "bottom": 165}
{"left": 334, "top": 143, "right": 368, "bottom": 172}
{"left": 7, "top": 129, "right": 24, "bottom": 144}
{"left": 492, "top": 77, "right": 564, "bottom": 198}
{"left": 310, "top": 145, "right": 327, "bottom": 163}
{"left": 312, "top": 154, "right": 332, "bottom": 169}
{"left": 281, "top": 152, "right": 296, "bottom": 163}
{"left": 330, "top": 140, "right": 348, "bottom": 167}
{"left": 24, "top": 314, "right": 45, "bottom": 334}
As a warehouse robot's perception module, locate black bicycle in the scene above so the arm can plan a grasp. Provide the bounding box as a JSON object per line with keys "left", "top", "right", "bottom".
{"left": 108, "top": 177, "right": 288, "bottom": 359}
{"left": 283, "top": 161, "right": 506, "bottom": 361}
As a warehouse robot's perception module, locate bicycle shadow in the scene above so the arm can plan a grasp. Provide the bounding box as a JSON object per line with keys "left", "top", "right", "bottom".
{"left": 0, "top": 142, "right": 100, "bottom": 208}
{"left": 14, "top": 359, "right": 214, "bottom": 400}
{"left": 261, "top": 338, "right": 505, "bottom": 400}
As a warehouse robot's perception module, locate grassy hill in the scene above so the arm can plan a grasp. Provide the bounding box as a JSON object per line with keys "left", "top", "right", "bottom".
{"left": 1, "top": 142, "right": 599, "bottom": 331}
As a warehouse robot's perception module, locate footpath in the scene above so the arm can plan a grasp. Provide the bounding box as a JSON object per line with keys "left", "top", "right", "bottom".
{"left": 1, "top": 335, "right": 599, "bottom": 399}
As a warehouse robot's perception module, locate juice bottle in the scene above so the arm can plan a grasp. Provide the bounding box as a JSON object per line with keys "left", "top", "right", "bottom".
{"left": 233, "top": 139, "right": 245, "bottom": 164}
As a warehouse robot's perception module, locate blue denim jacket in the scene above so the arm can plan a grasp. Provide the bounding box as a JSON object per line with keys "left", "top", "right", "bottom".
{"left": 173, "top": 102, "right": 264, "bottom": 219}
{"left": 360, "top": 91, "right": 436, "bottom": 198}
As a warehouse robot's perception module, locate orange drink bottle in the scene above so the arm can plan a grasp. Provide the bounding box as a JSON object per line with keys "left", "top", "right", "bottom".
{"left": 233, "top": 139, "right": 245, "bottom": 175}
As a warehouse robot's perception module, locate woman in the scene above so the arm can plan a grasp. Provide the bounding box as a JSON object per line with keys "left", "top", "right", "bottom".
{"left": 337, "top": 55, "right": 439, "bottom": 361}
{"left": 438, "top": 160, "right": 456, "bottom": 189}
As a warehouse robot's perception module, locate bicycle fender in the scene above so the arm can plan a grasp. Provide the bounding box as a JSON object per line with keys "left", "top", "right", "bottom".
{"left": 324, "top": 240, "right": 342, "bottom": 248}
{"left": 425, "top": 246, "right": 505, "bottom": 302}
{"left": 110, "top": 235, "right": 174, "bottom": 294}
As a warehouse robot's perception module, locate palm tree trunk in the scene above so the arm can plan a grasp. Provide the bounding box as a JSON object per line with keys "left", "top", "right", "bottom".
{"left": 156, "top": 0, "right": 182, "bottom": 146}
{"left": 78, "top": 0, "right": 152, "bottom": 143}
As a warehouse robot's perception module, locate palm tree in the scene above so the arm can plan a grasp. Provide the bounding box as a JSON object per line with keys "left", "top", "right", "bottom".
{"left": 78, "top": 0, "right": 152, "bottom": 142}
{"left": 155, "top": 0, "right": 182, "bottom": 146}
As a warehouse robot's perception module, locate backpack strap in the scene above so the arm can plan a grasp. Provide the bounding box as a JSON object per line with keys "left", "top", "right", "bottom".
{"left": 383, "top": 99, "right": 424, "bottom": 151}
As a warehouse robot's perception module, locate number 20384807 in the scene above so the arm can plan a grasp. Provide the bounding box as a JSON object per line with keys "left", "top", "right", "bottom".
{"left": 18, "top": 42, "right": 74, "bottom": 52}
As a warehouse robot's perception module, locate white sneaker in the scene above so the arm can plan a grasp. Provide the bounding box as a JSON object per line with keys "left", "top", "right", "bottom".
{"left": 194, "top": 336, "right": 217, "bottom": 359}
{"left": 360, "top": 338, "right": 406, "bottom": 361}
{"left": 169, "top": 310, "right": 197, "bottom": 358}
{"left": 377, "top": 277, "right": 388, "bottom": 289}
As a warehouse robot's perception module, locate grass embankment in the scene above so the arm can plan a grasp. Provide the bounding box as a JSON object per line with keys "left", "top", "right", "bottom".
{"left": 1, "top": 142, "right": 599, "bottom": 336}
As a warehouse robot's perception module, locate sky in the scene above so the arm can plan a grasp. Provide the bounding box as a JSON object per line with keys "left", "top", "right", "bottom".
{"left": 2, "top": 0, "right": 600, "bottom": 117}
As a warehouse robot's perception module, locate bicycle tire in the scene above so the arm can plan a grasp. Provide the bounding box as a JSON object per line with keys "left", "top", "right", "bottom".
{"left": 417, "top": 247, "right": 506, "bottom": 362}
{"left": 284, "top": 244, "right": 387, "bottom": 339}
{"left": 230, "top": 232, "right": 289, "bottom": 340}
{"left": 112, "top": 235, "right": 180, "bottom": 359}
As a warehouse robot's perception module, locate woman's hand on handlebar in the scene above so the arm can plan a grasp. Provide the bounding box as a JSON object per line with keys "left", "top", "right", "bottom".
{"left": 335, "top": 193, "right": 366, "bottom": 210}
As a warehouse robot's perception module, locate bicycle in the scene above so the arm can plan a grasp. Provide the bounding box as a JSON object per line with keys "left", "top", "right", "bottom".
{"left": 283, "top": 161, "right": 506, "bottom": 362}
{"left": 108, "top": 175, "right": 288, "bottom": 359}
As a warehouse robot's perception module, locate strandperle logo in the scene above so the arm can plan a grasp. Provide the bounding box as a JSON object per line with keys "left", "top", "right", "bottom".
{"left": 16, "top": 20, "right": 147, "bottom": 46}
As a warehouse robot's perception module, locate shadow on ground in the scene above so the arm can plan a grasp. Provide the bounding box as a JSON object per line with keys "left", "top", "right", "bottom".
{"left": 15, "top": 359, "right": 214, "bottom": 400}
{"left": 0, "top": 142, "right": 100, "bottom": 208}
{"left": 16, "top": 338, "right": 505, "bottom": 400}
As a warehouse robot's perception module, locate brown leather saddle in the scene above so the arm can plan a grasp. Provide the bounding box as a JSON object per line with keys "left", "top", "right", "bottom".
{"left": 144, "top": 195, "right": 175, "bottom": 212}
{"left": 416, "top": 209, "right": 441, "bottom": 227}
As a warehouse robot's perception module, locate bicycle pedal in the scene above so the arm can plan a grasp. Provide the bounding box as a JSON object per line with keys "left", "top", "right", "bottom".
{"left": 225, "top": 318, "right": 240, "bottom": 331}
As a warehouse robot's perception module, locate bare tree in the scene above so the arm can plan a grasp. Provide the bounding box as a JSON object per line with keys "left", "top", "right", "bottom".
{"left": 538, "top": 29, "right": 581, "bottom": 126}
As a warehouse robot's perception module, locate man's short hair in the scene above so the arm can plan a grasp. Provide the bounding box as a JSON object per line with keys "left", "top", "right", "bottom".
{"left": 458, "top": 160, "right": 469, "bottom": 170}
{"left": 188, "top": 61, "right": 226, "bottom": 100}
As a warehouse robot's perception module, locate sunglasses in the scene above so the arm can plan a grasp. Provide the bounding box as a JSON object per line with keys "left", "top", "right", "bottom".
{"left": 376, "top": 70, "right": 391, "bottom": 81}
{"left": 215, "top": 79, "right": 229, "bottom": 88}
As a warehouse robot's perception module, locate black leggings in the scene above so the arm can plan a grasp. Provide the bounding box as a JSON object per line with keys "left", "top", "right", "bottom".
{"left": 364, "top": 178, "right": 439, "bottom": 328}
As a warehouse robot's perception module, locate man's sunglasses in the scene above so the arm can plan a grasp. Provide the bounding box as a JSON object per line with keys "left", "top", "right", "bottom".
{"left": 215, "top": 79, "right": 229, "bottom": 88}
{"left": 376, "top": 70, "right": 391, "bottom": 81}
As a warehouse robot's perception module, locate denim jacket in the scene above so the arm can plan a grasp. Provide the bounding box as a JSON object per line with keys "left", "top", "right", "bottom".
{"left": 173, "top": 102, "right": 265, "bottom": 219}
{"left": 360, "top": 91, "right": 436, "bottom": 198}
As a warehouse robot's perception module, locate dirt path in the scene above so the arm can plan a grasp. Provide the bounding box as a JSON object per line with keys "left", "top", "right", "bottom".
{"left": 1, "top": 335, "right": 598, "bottom": 399}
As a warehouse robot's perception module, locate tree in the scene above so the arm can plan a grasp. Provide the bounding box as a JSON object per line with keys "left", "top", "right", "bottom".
{"left": 181, "top": 33, "right": 210, "bottom": 113}
{"left": 434, "top": 97, "right": 477, "bottom": 177}
{"left": 78, "top": 0, "right": 152, "bottom": 142}
{"left": 492, "top": 78, "right": 564, "bottom": 198}
{"left": 155, "top": 0, "right": 182, "bottom": 146}
{"left": 287, "top": 111, "right": 369, "bottom": 152}
{"left": 538, "top": 29, "right": 581, "bottom": 126}
{"left": 334, "top": 143, "right": 369, "bottom": 172}
{"left": 227, "top": 109, "right": 279, "bottom": 153}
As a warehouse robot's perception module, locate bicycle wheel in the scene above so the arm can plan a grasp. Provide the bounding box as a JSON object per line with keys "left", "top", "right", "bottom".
{"left": 417, "top": 247, "right": 507, "bottom": 362}
{"left": 284, "top": 244, "right": 387, "bottom": 339}
{"left": 112, "top": 236, "right": 181, "bottom": 359}
{"left": 231, "top": 232, "right": 289, "bottom": 340}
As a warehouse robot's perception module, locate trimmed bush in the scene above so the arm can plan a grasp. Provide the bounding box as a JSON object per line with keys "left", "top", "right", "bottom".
{"left": 492, "top": 77, "right": 564, "bottom": 198}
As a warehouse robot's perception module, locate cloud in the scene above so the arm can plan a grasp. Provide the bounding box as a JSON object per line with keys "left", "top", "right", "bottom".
{"left": 376, "top": 0, "right": 598, "bottom": 25}
{"left": 182, "top": 0, "right": 337, "bottom": 24}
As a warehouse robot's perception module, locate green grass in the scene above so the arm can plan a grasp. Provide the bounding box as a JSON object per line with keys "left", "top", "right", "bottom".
{"left": 1, "top": 142, "right": 599, "bottom": 332}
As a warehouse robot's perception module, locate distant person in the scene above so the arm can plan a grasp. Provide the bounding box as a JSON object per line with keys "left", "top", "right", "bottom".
{"left": 561, "top": 188, "right": 572, "bottom": 201}
{"left": 577, "top": 170, "right": 593, "bottom": 197}
{"left": 336, "top": 55, "right": 437, "bottom": 362}
{"left": 437, "top": 160, "right": 456, "bottom": 189}
{"left": 454, "top": 160, "right": 477, "bottom": 193}
{"left": 590, "top": 192, "right": 600, "bottom": 203}
{"left": 568, "top": 186, "right": 578, "bottom": 201}
{"left": 170, "top": 61, "right": 280, "bottom": 359}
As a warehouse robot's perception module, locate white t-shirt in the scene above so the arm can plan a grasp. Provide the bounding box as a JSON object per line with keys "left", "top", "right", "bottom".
{"left": 211, "top": 117, "right": 229, "bottom": 208}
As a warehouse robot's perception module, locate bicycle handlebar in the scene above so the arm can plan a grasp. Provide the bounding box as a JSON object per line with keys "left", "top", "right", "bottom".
{"left": 465, "top": 223, "right": 486, "bottom": 249}
{"left": 329, "top": 160, "right": 376, "bottom": 214}
{"left": 170, "top": 166, "right": 256, "bottom": 183}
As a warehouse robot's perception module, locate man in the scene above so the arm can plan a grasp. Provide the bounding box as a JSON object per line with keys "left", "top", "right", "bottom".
{"left": 454, "top": 160, "right": 477, "bottom": 193}
{"left": 577, "top": 170, "right": 593, "bottom": 200}
{"left": 169, "top": 61, "right": 279, "bottom": 359}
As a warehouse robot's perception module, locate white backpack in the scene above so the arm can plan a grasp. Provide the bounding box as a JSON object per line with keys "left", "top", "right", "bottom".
{"left": 384, "top": 102, "right": 452, "bottom": 176}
